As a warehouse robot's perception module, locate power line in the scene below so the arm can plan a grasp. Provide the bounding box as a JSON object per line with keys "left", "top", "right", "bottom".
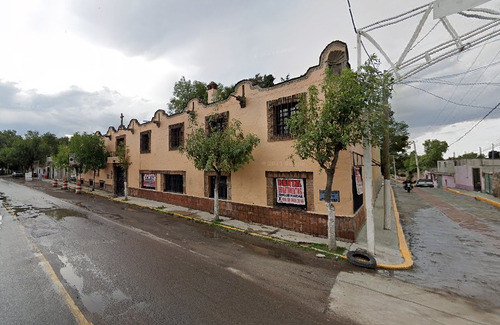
{"left": 438, "top": 41, "right": 489, "bottom": 128}
{"left": 346, "top": 0, "right": 358, "bottom": 34}
{"left": 401, "top": 79, "right": 500, "bottom": 86}
{"left": 409, "top": 56, "right": 500, "bottom": 81}
{"left": 449, "top": 102, "right": 500, "bottom": 147}
{"left": 400, "top": 83, "right": 494, "bottom": 110}
{"left": 346, "top": 0, "right": 376, "bottom": 68}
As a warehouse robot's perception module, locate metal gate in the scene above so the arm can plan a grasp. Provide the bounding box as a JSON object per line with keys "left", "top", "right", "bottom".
{"left": 484, "top": 173, "right": 492, "bottom": 194}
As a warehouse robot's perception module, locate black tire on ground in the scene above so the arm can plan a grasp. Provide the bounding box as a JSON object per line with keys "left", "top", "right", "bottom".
{"left": 346, "top": 249, "right": 377, "bottom": 269}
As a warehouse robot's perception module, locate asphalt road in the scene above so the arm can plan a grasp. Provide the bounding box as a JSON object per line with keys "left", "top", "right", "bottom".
{"left": 392, "top": 184, "right": 500, "bottom": 310}
{"left": 0, "top": 177, "right": 359, "bottom": 324}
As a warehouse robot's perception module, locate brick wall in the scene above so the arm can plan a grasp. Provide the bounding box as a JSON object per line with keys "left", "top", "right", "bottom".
{"left": 129, "top": 187, "right": 364, "bottom": 242}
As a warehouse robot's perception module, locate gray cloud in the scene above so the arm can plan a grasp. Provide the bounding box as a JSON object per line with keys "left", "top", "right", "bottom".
{"left": 0, "top": 81, "right": 159, "bottom": 137}
{"left": 68, "top": 0, "right": 343, "bottom": 84}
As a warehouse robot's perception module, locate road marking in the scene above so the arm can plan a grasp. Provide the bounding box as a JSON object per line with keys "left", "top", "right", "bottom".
{"left": 4, "top": 203, "right": 92, "bottom": 325}
{"left": 226, "top": 267, "right": 256, "bottom": 282}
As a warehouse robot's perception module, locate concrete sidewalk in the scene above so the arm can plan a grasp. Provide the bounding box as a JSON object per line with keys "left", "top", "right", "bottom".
{"left": 45, "top": 178, "right": 408, "bottom": 268}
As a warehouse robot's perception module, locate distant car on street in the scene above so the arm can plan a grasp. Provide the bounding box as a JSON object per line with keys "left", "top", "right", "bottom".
{"left": 11, "top": 171, "right": 24, "bottom": 178}
{"left": 415, "top": 178, "right": 434, "bottom": 188}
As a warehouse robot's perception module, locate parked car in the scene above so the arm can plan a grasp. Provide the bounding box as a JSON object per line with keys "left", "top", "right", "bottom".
{"left": 415, "top": 178, "right": 434, "bottom": 187}
{"left": 11, "top": 171, "right": 24, "bottom": 178}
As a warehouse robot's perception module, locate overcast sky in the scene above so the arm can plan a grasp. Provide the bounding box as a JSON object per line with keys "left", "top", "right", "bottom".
{"left": 1, "top": 0, "right": 500, "bottom": 158}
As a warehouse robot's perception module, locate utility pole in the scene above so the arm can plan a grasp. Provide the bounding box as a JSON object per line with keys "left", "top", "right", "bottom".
{"left": 359, "top": 33, "right": 375, "bottom": 254}
{"left": 382, "top": 96, "right": 391, "bottom": 230}
{"left": 414, "top": 141, "right": 420, "bottom": 180}
{"left": 356, "top": 0, "right": 499, "bottom": 256}
{"left": 393, "top": 156, "right": 397, "bottom": 179}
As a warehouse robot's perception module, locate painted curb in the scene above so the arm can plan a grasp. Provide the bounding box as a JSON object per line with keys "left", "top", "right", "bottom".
{"left": 76, "top": 187, "right": 361, "bottom": 262}
{"left": 375, "top": 186, "right": 414, "bottom": 270}
{"left": 445, "top": 188, "right": 500, "bottom": 209}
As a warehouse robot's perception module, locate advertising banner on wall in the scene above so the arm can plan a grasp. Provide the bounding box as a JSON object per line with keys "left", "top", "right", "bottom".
{"left": 143, "top": 173, "right": 156, "bottom": 189}
{"left": 354, "top": 167, "right": 363, "bottom": 195}
{"left": 276, "top": 178, "right": 305, "bottom": 205}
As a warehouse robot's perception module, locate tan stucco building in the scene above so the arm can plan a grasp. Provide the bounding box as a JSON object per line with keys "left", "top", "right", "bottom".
{"left": 86, "top": 40, "right": 382, "bottom": 241}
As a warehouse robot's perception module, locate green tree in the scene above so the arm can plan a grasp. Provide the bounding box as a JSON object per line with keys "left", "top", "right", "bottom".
{"left": 52, "top": 143, "right": 71, "bottom": 178}
{"left": 168, "top": 75, "right": 275, "bottom": 114}
{"left": 116, "top": 142, "right": 132, "bottom": 200}
{"left": 68, "top": 133, "right": 108, "bottom": 190}
{"left": 387, "top": 120, "right": 410, "bottom": 175}
{"left": 248, "top": 73, "right": 275, "bottom": 88}
{"left": 287, "top": 62, "right": 391, "bottom": 249}
{"left": 41, "top": 132, "right": 59, "bottom": 155}
{"left": 168, "top": 77, "right": 208, "bottom": 114}
{"left": 15, "top": 131, "right": 56, "bottom": 172}
{"left": 180, "top": 113, "right": 260, "bottom": 221}
{"left": 421, "top": 139, "right": 448, "bottom": 169}
{"left": 213, "top": 83, "right": 235, "bottom": 102}
{"left": 456, "top": 152, "right": 485, "bottom": 159}
{"left": 0, "top": 130, "right": 22, "bottom": 170}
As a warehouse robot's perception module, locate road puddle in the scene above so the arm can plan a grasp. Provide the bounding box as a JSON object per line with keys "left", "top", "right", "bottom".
{"left": 42, "top": 209, "right": 87, "bottom": 220}
{"left": 58, "top": 254, "right": 130, "bottom": 316}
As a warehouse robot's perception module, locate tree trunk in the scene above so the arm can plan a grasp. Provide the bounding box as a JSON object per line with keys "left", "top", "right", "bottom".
{"left": 324, "top": 168, "right": 336, "bottom": 250}
{"left": 124, "top": 170, "right": 128, "bottom": 200}
{"left": 213, "top": 171, "right": 220, "bottom": 221}
{"left": 326, "top": 202, "right": 336, "bottom": 250}
{"left": 92, "top": 170, "right": 96, "bottom": 191}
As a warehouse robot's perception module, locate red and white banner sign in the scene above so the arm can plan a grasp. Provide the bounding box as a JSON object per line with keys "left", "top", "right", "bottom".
{"left": 276, "top": 178, "right": 305, "bottom": 205}
{"left": 143, "top": 173, "right": 156, "bottom": 188}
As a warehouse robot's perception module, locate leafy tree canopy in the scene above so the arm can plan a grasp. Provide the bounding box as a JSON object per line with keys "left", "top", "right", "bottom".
{"left": 213, "top": 83, "right": 235, "bottom": 102}
{"left": 180, "top": 113, "right": 260, "bottom": 220}
{"left": 168, "top": 76, "right": 208, "bottom": 114}
{"left": 456, "top": 152, "right": 485, "bottom": 159}
{"left": 181, "top": 116, "right": 260, "bottom": 175}
{"left": 248, "top": 73, "right": 275, "bottom": 88}
{"left": 421, "top": 139, "right": 448, "bottom": 169}
{"left": 168, "top": 74, "right": 276, "bottom": 114}
{"left": 53, "top": 143, "right": 71, "bottom": 171}
{"left": 386, "top": 120, "right": 409, "bottom": 173}
{"left": 0, "top": 130, "right": 22, "bottom": 169}
{"left": 288, "top": 57, "right": 392, "bottom": 249}
{"left": 68, "top": 133, "right": 108, "bottom": 176}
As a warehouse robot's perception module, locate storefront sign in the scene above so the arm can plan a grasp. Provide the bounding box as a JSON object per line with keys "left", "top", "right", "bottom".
{"left": 276, "top": 178, "right": 305, "bottom": 205}
{"left": 142, "top": 173, "right": 156, "bottom": 189}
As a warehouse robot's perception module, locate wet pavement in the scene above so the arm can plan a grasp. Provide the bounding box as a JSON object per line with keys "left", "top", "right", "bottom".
{"left": 3, "top": 176, "right": 500, "bottom": 324}
{"left": 392, "top": 184, "right": 500, "bottom": 310}
{"left": 0, "top": 177, "right": 355, "bottom": 325}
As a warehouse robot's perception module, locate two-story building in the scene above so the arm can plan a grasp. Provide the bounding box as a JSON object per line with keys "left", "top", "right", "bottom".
{"left": 84, "top": 40, "right": 382, "bottom": 242}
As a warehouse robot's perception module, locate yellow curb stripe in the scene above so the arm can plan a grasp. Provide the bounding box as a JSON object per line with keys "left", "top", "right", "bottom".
{"left": 445, "top": 187, "right": 500, "bottom": 209}
{"left": 4, "top": 204, "right": 92, "bottom": 325}
{"left": 475, "top": 196, "right": 500, "bottom": 208}
{"left": 84, "top": 191, "right": 348, "bottom": 260}
{"left": 152, "top": 207, "right": 349, "bottom": 258}
{"left": 376, "top": 187, "right": 414, "bottom": 270}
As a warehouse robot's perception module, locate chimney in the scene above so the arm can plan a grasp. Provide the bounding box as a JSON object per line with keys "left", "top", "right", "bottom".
{"left": 207, "top": 81, "right": 218, "bottom": 104}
